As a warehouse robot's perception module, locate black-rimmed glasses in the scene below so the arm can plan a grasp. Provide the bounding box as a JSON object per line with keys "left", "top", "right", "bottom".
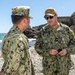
{"left": 44, "top": 15, "right": 55, "bottom": 20}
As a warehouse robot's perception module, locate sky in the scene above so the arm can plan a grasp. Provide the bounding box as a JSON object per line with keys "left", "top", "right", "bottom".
{"left": 0, "top": 0, "right": 75, "bottom": 33}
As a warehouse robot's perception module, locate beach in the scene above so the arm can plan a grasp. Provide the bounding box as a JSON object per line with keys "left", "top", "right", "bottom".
{"left": 0, "top": 47, "right": 75, "bottom": 75}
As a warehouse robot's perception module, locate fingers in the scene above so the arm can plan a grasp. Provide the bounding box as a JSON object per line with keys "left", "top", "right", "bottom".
{"left": 49, "top": 49, "right": 58, "bottom": 55}
{"left": 58, "top": 49, "right": 67, "bottom": 56}
{"left": 49, "top": 49, "right": 67, "bottom": 56}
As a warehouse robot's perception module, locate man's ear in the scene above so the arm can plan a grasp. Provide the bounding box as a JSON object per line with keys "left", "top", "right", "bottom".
{"left": 22, "top": 18, "right": 27, "bottom": 24}
{"left": 56, "top": 14, "right": 58, "bottom": 18}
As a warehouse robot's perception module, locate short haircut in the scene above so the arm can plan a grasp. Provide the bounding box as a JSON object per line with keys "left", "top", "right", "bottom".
{"left": 11, "top": 15, "right": 26, "bottom": 24}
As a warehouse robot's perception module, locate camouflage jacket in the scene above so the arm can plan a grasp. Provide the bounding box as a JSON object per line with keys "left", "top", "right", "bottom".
{"left": 2, "top": 25, "right": 33, "bottom": 75}
{"left": 35, "top": 23, "right": 75, "bottom": 72}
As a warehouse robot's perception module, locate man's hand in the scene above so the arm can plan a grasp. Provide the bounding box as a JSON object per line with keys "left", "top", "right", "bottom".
{"left": 49, "top": 49, "right": 58, "bottom": 55}
{"left": 58, "top": 49, "right": 67, "bottom": 56}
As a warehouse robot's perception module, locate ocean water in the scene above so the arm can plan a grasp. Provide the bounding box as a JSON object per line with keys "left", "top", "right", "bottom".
{"left": 0, "top": 33, "right": 36, "bottom": 50}
{"left": 0, "top": 33, "right": 6, "bottom": 50}
{"left": 28, "top": 38, "right": 36, "bottom": 47}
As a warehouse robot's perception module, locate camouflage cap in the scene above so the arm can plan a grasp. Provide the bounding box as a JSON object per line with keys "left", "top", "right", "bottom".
{"left": 45, "top": 7, "right": 57, "bottom": 16}
{"left": 12, "top": 6, "right": 33, "bottom": 19}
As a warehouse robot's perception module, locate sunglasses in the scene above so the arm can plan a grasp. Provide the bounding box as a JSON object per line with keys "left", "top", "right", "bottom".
{"left": 44, "top": 15, "right": 55, "bottom": 20}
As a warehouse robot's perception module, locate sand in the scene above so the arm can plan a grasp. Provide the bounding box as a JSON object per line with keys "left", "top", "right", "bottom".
{"left": 0, "top": 47, "right": 75, "bottom": 75}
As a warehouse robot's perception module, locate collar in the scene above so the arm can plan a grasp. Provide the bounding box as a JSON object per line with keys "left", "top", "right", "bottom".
{"left": 9, "top": 25, "right": 22, "bottom": 34}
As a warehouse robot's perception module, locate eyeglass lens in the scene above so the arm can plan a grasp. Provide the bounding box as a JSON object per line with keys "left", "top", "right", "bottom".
{"left": 44, "top": 15, "right": 54, "bottom": 20}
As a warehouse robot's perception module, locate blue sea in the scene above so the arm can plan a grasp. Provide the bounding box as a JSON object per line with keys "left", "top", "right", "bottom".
{"left": 0, "top": 33, "right": 36, "bottom": 50}
{"left": 0, "top": 33, "right": 6, "bottom": 50}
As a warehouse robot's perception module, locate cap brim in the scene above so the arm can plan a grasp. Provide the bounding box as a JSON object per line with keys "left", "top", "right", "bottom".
{"left": 29, "top": 14, "right": 33, "bottom": 19}
{"left": 45, "top": 13, "right": 54, "bottom": 16}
